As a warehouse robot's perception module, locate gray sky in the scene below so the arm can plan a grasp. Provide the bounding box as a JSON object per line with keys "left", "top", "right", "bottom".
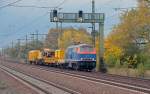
{"left": 0, "top": 0, "right": 138, "bottom": 48}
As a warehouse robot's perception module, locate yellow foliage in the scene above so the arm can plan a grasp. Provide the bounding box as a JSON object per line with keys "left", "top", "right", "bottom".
{"left": 103, "top": 1, "right": 150, "bottom": 68}
{"left": 95, "top": 37, "right": 123, "bottom": 61}
{"left": 104, "top": 39, "right": 123, "bottom": 60}
{"left": 58, "top": 29, "right": 92, "bottom": 50}
{"left": 106, "top": 2, "right": 150, "bottom": 57}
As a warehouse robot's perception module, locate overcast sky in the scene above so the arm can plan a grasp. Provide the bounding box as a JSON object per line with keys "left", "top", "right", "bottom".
{"left": 0, "top": 0, "right": 138, "bottom": 48}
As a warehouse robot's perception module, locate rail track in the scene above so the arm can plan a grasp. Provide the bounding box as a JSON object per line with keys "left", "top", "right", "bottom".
{"left": 1, "top": 58, "right": 150, "bottom": 94}
{"left": 24, "top": 64, "right": 150, "bottom": 94}
{"left": 0, "top": 64, "right": 81, "bottom": 94}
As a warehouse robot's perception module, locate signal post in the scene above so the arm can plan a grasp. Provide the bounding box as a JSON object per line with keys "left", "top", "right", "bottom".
{"left": 50, "top": 9, "right": 107, "bottom": 72}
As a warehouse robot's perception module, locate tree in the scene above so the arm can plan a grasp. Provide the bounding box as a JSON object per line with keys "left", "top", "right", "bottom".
{"left": 58, "top": 28, "right": 92, "bottom": 50}
{"left": 44, "top": 29, "right": 59, "bottom": 49}
{"left": 104, "top": 39, "right": 123, "bottom": 67}
{"left": 106, "top": 0, "right": 150, "bottom": 68}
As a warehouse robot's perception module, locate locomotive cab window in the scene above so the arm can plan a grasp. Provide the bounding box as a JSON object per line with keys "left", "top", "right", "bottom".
{"left": 80, "top": 46, "right": 94, "bottom": 52}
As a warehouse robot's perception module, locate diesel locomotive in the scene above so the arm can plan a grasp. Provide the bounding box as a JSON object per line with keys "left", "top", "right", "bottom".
{"left": 65, "top": 44, "right": 96, "bottom": 70}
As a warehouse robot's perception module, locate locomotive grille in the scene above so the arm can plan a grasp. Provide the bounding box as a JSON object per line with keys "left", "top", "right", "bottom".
{"left": 81, "top": 58, "right": 95, "bottom": 61}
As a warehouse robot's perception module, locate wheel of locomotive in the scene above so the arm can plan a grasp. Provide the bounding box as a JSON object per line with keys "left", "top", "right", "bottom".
{"left": 29, "top": 61, "right": 32, "bottom": 64}
{"left": 59, "top": 64, "right": 63, "bottom": 69}
{"left": 32, "top": 61, "right": 34, "bottom": 65}
{"left": 72, "top": 63, "right": 79, "bottom": 71}
{"left": 75, "top": 64, "right": 80, "bottom": 71}
{"left": 38, "top": 59, "right": 43, "bottom": 65}
{"left": 62, "top": 63, "right": 67, "bottom": 69}
{"left": 35, "top": 61, "right": 38, "bottom": 65}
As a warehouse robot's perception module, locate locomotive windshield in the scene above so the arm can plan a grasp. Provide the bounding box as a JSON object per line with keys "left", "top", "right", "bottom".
{"left": 80, "top": 46, "right": 94, "bottom": 52}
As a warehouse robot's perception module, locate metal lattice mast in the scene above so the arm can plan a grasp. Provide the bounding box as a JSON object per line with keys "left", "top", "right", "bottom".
{"left": 92, "top": 0, "right": 96, "bottom": 47}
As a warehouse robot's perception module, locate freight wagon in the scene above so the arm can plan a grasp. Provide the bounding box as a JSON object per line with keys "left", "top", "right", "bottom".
{"left": 28, "top": 50, "right": 42, "bottom": 64}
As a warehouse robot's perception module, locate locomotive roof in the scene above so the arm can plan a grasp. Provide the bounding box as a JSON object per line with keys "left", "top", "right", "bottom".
{"left": 67, "top": 44, "right": 92, "bottom": 49}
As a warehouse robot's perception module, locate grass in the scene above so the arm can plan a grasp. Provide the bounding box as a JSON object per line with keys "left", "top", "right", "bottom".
{"left": 0, "top": 81, "right": 7, "bottom": 90}
{"left": 108, "top": 68, "right": 150, "bottom": 79}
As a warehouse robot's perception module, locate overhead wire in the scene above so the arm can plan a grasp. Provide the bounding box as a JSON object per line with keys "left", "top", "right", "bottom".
{"left": 0, "top": 12, "right": 49, "bottom": 36}
{"left": 0, "top": 12, "right": 49, "bottom": 42}
{"left": 55, "top": 0, "right": 68, "bottom": 8}
{"left": 0, "top": 0, "right": 23, "bottom": 9}
{"left": 3, "top": 0, "right": 68, "bottom": 9}
{"left": 101, "top": 0, "right": 114, "bottom": 8}
{"left": 1, "top": 0, "right": 68, "bottom": 36}
{"left": 9, "top": 5, "right": 54, "bottom": 9}
{"left": 0, "top": 0, "right": 68, "bottom": 46}
{"left": 0, "top": 0, "right": 6, "bottom": 3}
{"left": 104, "top": 0, "right": 135, "bottom": 20}
{"left": 0, "top": 0, "right": 12, "bottom": 5}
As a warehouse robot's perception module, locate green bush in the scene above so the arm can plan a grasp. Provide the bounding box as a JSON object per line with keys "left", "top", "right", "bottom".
{"left": 144, "top": 62, "right": 150, "bottom": 70}
{"left": 105, "top": 54, "right": 118, "bottom": 67}
{"left": 127, "top": 55, "right": 138, "bottom": 68}
{"left": 0, "top": 81, "right": 7, "bottom": 89}
{"left": 137, "top": 63, "right": 145, "bottom": 77}
{"left": 122, "top": 61, "right": 130, "bottom": 76}
{"left": 137, "top": 52, "right": 150, "bottom": 70}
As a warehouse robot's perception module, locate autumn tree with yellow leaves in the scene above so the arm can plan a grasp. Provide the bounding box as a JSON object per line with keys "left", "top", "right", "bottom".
{"left": 106, "top": 0, "right": 150, "bottom": 70}
{"left": 58, "top": 28, "right": 92, "bottom": 50}
{"left": 104, "top": 39, "right": 123, "bottom": 67}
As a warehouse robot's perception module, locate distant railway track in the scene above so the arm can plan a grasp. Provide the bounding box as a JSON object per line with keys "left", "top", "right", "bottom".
{"left": 0, "top": 64, "right": 81, "bottom": 94}
{"left": 1, "top": 58, "right": 150, "bottom": 94}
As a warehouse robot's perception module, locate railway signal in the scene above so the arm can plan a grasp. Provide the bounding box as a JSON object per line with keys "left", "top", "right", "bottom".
{"left": 78, "top": 10, "right": 83, "bottom": 18}
{"left": 50, "top": 4, "right": 107, "bottom": 72}
{"left": 78, "top": 10, "right": 83, "bottom": 22}
{"left": 53, "top": 10, "right": 58, "bottom": 22}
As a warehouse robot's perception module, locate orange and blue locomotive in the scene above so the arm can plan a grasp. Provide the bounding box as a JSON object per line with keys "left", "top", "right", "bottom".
{"left": 65, "top": 44, "right": 96, "bottom": 70}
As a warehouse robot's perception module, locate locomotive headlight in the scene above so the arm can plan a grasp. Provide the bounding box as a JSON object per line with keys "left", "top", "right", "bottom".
{"left": 54, "top": 17, "right": 58, "bottom": 22}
